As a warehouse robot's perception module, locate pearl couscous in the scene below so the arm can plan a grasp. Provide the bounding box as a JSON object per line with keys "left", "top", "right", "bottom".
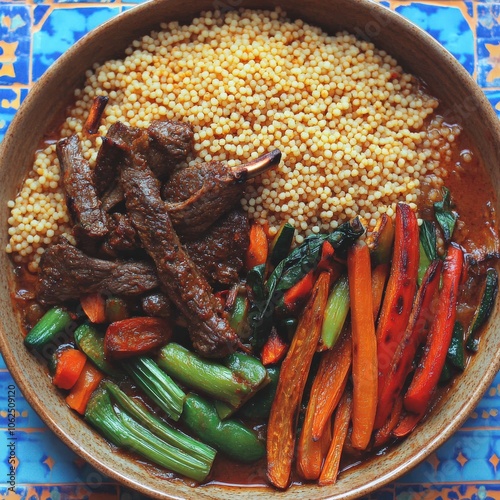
{"left": 6, "top": 7, "right": 459, "bottom": 271}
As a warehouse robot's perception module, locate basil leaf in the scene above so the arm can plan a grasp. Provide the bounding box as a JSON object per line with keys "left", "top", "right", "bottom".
{"left": 434, "top": 187, "right": 458, "bottom": 242}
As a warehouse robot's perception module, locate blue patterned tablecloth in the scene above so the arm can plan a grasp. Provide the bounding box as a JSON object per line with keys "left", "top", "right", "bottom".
{"left": 1, "top": 1, "right": 500, "bottom": 499}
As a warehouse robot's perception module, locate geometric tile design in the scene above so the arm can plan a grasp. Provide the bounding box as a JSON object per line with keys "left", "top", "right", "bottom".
{"left": 1, "top": 1, "right": 500, "bottom": 499}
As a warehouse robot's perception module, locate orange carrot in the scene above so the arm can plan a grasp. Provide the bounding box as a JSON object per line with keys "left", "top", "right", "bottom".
{"left": 318, "top": 388, "right": 353, "bottom": 486}
{"left": 373, "top": 394, "right": 403, "bottom": 448}
{"left": 52, "top": 348, "right": 87, "bottom": 390}
{"left": 367, "top": 214, "right": 395, "bottom": 266}
{"left": 311, "top": 327, "right": 352, "bottom": 441}
{"left": 246, "top": 223, "right": 269, "bottom": 270}
{"left": 105, "top": 317, "right": 172, "bottom": 359}
{"left": 371, "top": 262, "right": 389, "bottom": 321}
{"left": 261, "top": 328, "right": 289, "bottom": 366}
{"left": 296, "top": 329, "right": 347, "bottom": 480}
{"left": 348, "top": 240, "right": 378, "bottom": 450}
{"left": 267, "top": 273, "right": 330, "bottom": 489}
{"left": 374, "top": 259, "right": 442, "bottom": 430}
{"left": 392, "top": 410, "right": 424, "bottom": 438}
{"left": 376, "top": 203, "right": 419, "bottom": 397}
{"left": 66, "top": 361, "right": 104, "bottom": 414}
{"left": 296, "top": 388, "right": 324, "bottom": 480}
{"left": 404, "top": 245, "right": 464, "bottom": 415}
{"left": 80, "top": 293, "right": 106, "bottom": 324}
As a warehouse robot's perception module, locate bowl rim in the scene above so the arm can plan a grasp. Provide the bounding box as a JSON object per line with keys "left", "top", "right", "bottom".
{"left": 1, "top": 0, "right": 500, "bottom": 498}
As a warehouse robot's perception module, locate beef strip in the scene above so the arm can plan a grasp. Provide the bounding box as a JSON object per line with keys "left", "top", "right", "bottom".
{"left": 162, "top": 160, "right": 246, "bottom": 240}
{"left": 37, "top": 242, "right": 159, "bottom": 304}
{"left": 141, "top": 292, "right": 172, "bottom": 319}
{"left": 93, "top": 122, "right": 143, "bottom": 196}
{"left": 101, "top": 212, "right": 141, "bottom": 256}
{"left": 185, "top": 209, "right": 249, "bottom": 285}
{"left": 93, "top": 119, "right": 194, "bottom": 209}
{"left": 57, "top": 135, "right": 108, "bottom": 239}
{"left": 117, "top": 135, "right": 240, "bottom": 358}
{"left": 147, "top": 119, "right": 194, "bottom": 180}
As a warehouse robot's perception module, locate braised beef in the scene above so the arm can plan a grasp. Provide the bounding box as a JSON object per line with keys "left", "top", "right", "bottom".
{"left": 37, "top": 242, "right": 159, "bottom": 304}
{"left": 57, "top": 135, "right": 108, "bottom": 239}
{"left": 102, "top": 213, "right": 141, "bottom": 256}
{"left": 162, "top": 160, "right": 246, "bottom": 240}
{"left": 117, "top": 136, "right": 240, "bottom": 358}
{"left": 147, "top": 119, "right": 194, "bottom": 180}
{"left": 185, "top": 209, "right": 249, "bottom": 285}
{"left": 94, "top": 122, "right": 141, "bottom": 196}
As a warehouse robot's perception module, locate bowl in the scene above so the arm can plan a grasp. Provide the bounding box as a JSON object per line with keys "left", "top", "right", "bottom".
{"left": 1, "top": 0, "right": 500, "bottom": 498}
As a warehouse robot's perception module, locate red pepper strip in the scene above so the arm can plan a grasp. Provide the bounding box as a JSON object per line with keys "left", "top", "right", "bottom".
{"left": 105, "top": 317, "right": 172, "bottom": 359}
{"left": 261, "top": 328, "right": 289, "bottom": 366}
{"left": 282, "top": 270, "right": 316, "bottom": 312}
{"left": 373, "top": 394, "right": 403, "bottom": 448}
{"left": 374, "top": 260, "right": 442, "bottom": 430}
{"left": 317, "top": 240, "right": 335, "bottom": 272}
{"left": 246, "top": 223, "right": 269, "bottom": 271}
{"left": 267, "top": 273, "right": 330, "bottom": 489}
{"left": 376, "top": 203, "right": 420, "bottom": 397}
{"left": 404, "top": 244, "right": 464, "bottom": 415}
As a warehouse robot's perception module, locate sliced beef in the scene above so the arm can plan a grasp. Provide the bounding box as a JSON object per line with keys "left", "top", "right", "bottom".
{"left": 147, "top": 120, "right": 194, "bottom": 180}
{"left": 93, "top": 122, "right": 143, "bottom": 196}
{"left": 102, "top": 213, "right": 141, "bottom": 256}
{"left": 162, "top": 160, "right": 246, "bottom": 240}
{"left": 185, "top": 209, "right": 249, "bottom": 285}
{"left": 37, "top": 242, "right": 159, "bottom": 304}
{"left": 117, "top": 135, "right": 240, "bottom": 358}
{"left": 141, "top": 292, "right": 172, "bottom": 319}
{"left": 57, "top": 135, "right": 108, "bottom": 239}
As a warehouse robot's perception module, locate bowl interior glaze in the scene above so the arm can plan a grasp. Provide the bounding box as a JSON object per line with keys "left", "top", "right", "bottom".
{"left": 1, "top": 0, "right": 500, "bottom": 499}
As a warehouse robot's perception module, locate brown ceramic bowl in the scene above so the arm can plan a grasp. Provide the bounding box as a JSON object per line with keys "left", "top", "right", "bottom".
{"left": 1, "top": 0, "right": 499, "bottom": 498}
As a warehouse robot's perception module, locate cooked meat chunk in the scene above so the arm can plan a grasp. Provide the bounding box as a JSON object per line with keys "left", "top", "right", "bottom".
{"left": 147, "top": 119, "right": 194, "bottom": 180}
{"left": 102, "top": 213, "right": 141, "bottom": 255}
{"left": 118, "top": 136, "right": 240, "bottom": 358}
{"left": 94, "top": 122, "right": 142, "bottom": 196}
{"left": 37, "top": 242, "right": 159, "bottom": 304}
{"left": 141, "top": 292, "right": 172, "bottom": 319}
{"left": 162, "top": 160, "right": 246, "bottom": 240}
{"left": 57, "top": 135, "right": 108, "bottom": 239}
{"left": 185, "top": 209, "right": 249, "bottom": 285}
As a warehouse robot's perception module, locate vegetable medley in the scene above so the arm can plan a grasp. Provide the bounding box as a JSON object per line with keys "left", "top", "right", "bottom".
{"left": 20, "top": 187, "right": 498, "bottom": 488}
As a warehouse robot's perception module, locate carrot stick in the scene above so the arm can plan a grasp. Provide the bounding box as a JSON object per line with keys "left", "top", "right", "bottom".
{"left": 261, "top": 328, "right": 288, "bottom": 366}
{"left": 392, "top": 410, "right": 424, "bottom": 438}
{"left": 66, "top": 361, "right": 104, "bottom": 414}
{"left": 311, "top": 327, "right": 352, "bottom": 441}
{"left": 374, "top": 259, "right": 442, "bottom": 429}
{"left": 296, "top": 389, "right": 324, "bottom": 480}
{"left": 404, "top": 245, "right": 464, "bottom": 415}
{"left": 373, "top": 394, "right": 403, "bottom": 448}
{"left": 348, "top": 240, "right": 378, "bottom": 450}
{"left": 52, "top": 348, "right": 87, "bottom": 390}
{"left": 267, "top": 273, "right": 330, "bottom": 489}
{"left": 376, "top": 203, "right": 419, "bottom": 396}
{"left": 372, "top": 262, "right": 389, "bottom": 321}
{"left": 318, "top": 388, "right": 353, "bottom": 486}
{"left": 80, "top": 293, "right": 106, "bottom": 324}
{"left": 246, "top": 223, "right": 269, "bottom": 270}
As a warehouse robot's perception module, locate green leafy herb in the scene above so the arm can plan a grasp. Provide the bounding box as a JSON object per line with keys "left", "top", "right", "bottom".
{"left": 434, "top": 187, "right": 458, "bottom": 242}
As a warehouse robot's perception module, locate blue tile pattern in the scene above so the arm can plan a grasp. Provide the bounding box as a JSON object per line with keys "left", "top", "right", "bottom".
{"left": 1, "top": 1, "right": 500, "bottom": 499}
